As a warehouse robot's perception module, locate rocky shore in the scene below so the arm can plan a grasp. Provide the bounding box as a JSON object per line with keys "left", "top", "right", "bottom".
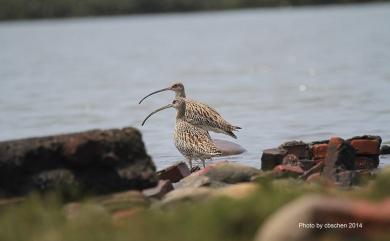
{"left": 0, "top": 127, "right": 389, "bottom": 241}
{"left": 261, "top": 135, "right": 383, "bottom": 186}
{"left": 0, "top": 127, "right": 157, "bottom": 198}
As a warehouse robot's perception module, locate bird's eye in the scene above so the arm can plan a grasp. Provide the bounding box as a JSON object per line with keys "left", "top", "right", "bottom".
{"left": 172, "top": 84, "right": 178, "bottom": 88}
{"left": 172, "top": 100, "right": 177, "bottom": 104}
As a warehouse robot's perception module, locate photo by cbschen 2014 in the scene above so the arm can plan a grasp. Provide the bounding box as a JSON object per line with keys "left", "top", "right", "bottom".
{"left": 0, "top": 1, "right": 390, "bottom": 241}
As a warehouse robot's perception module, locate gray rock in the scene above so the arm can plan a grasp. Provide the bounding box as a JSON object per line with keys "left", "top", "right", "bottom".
{"left": 175, "top": 162, "right": 261, "bottom": 189}
{"left": 175, "top": 175, "right": 227, "bottom": 189}
{"left": 213, "top": 139, "right": 246, "bottom": 156}
{"left": 158, "top": 183, "right": 259, "bottom": 208}
{"left": 380, "top": 144, "right": 390, "bottom": 155}
{"left": 192, "top": 162, "right": 261, "bottom": 184}
{"left": 158, "top": 187, "right": 212, "bottom": 208}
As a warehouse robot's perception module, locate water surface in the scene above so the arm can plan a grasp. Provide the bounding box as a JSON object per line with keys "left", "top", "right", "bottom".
{"left": 1, "top": 3, "right": 389, "bottom": 168}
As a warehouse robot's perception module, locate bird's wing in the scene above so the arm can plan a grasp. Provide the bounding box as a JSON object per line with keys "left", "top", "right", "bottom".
{"left": 177, "top": 121, "right": 221, "bottom": 156}
{"left": 185, "top": 99, "right": 236, "bottom": 132}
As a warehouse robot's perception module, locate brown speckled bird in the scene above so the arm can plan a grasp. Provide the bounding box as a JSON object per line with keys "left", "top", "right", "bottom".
{"left": 142, "top": 98, "right": 222, "bottom": 169}
{"left": 139, "top": 82, "right": 241, "bottom": 139}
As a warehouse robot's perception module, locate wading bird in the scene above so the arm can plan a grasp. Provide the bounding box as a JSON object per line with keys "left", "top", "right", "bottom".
{"left": 139, "top": 82, "right": 241, "bottom": 139}
{"left": 142, "top": 98, "right": 222, "bottom": 169}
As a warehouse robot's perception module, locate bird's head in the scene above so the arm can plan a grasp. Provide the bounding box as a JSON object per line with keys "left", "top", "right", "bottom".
{"left": 138, "top": 81, "right": 186, "bottom": 104}
{"left": 141, "top": 97, "right": 186, "bottom": 126}
{"left": 171, "top": 97, "right": 186, "bottom": 110}
{"left": 170, "top": 82, "right": 185, "bottom": 95}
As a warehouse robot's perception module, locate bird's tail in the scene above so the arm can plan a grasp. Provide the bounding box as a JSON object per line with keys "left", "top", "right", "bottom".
{"left": 223, "top": 126, "right": 241, "bottom": 139}
{"left": 225, "top": 131, "right": 237, "bottom": 139}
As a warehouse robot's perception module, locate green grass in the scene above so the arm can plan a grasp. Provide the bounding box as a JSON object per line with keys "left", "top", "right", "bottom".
{"left": 0, "top": 182, "right": 301, "bottom": 241}
{"left": 0, "top": 171, "right": 389, "bottom": 241}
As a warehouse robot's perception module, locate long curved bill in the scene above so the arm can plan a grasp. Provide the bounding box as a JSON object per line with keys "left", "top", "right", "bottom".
{"left": 138, "top": 87, "right": 171, "bottom": 104}
{"left": 141, "top": 104, "right": 173, "bottom": 126}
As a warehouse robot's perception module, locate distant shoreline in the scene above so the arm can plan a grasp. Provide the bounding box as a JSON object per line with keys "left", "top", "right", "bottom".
{"left": 0, "top": 0, "right": 388, "bottom": 21}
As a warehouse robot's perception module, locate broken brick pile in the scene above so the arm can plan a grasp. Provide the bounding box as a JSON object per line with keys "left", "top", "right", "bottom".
{"left": 261, "top": 135, "right": 383, "bottom": 186}
{"left": 141, "top": 162, "right": 192, "bottom": 199}
{"left": 143, "top": 135, "right": 388, "bottom": 197}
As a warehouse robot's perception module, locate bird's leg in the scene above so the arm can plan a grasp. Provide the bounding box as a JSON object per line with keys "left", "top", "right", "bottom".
{"left": 188, "top": 158, "right": 193, "bottom": 170}
{"left": 201, "top": 159, "right": 206, "bottom": 168}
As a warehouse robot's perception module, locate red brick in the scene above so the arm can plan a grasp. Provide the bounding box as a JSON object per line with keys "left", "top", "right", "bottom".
{"left": 350, "top": 139, "right": 380, "bottom": 155}
{"left": 273, "top": 164, "right": 304, "bottom": 178}
{"left": 323, "top": 137, "right": 356, "bottom": 178}
{"left": 314, "top": 158, "right": 325, "bottom": 164}
{"left": 348, "top": 135, "right": 382, "bottom": 143}
{"left": 142, "top": 180, "right": 173, "bottom": 199}
{"left": 328, "top": 136, "right": 344, "bottom": 148}
{"left": 354, "top": 156, "right": 379, "bottom": 169}
{"left": 261, "top": 148, "right": 287, "bottom": 170}
{"left": 312, "top": 143, "right": 328, "bottom": 159}
{"left": 157, "top": 162, "right": 190, "bottom": 183}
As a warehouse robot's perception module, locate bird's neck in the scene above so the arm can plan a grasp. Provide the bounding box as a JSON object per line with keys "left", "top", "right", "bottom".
{"left": 175, "top": 90, "right": 186, "bottom": 98}
{"left": 176, "top": 106, "right": 185, "bottom": 120}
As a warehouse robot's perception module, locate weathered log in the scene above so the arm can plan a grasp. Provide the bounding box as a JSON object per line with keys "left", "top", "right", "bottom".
{"left": 0, "top": 127, "right": 157, "bottom": 197}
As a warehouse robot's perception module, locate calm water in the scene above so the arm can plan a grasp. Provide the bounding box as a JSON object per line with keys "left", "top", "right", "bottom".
{"left": 1, "top": 3, "right": 390, "bottom": 169}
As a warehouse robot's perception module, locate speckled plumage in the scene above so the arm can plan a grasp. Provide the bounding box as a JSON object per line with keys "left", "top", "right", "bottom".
{"left": 139, "top": 82, "right": 241, "bottom": 139}
{"left": 174, "top": 118, "right": 221, "bottom": 162}
{"left": 142, "top": 98, "right": 222, "bottom": 168}
{"left": 180, "top": 97, "right": 240, "bottom": 139}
